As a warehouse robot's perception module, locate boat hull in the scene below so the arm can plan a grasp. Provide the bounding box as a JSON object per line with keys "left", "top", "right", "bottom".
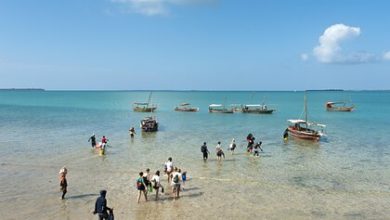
{"left": 242, "top": 109, "right": 274, "bottom": 114}
{"left": 133, "top": 107, "right": 157, "bottom": 112}
{"left": 326, "top": 107, "right": 354, "bottom": 112}
{"left": 209, "top": 109, "right": 234, "bottom": 113}
{"left": 174, "top": 107, "right": 199, "bottom": 112}
{"left": 140, "top": 117, "right": 158, "bottom": 132}
{"left": 287, "top": 127, "right": 321, "bottom": 141}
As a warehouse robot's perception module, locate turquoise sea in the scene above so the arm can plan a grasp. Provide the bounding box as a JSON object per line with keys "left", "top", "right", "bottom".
{"left": 1, "top": 90, "right": 389, "bottom": 219}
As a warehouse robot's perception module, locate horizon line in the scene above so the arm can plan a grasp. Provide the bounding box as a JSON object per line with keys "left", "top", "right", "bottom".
{"left": 1, "top": 88, "right": 390, "bottom": 92}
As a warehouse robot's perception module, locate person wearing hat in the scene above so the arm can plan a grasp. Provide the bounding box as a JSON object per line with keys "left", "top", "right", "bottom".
{"left": 93, "top": 190, "right": 112, "bottom": 220}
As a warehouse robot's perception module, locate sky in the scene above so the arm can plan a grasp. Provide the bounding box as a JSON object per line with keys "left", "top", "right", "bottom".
{"left": 0, "top": 0, "right": 389, "bottom": 90}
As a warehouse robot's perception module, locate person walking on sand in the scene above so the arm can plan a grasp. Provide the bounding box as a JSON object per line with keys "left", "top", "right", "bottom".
{"left": 59, "top": 167, "right": 68, "bottom": 199}
{"left": 151, "top": 170, "right": 164, "bottom": 200}
{"left": 136, "top": 172, "right": 148, "bottom": 203}
{"left": 164, "top": 157, "right": 174, "bottom": 184}
{"left": 170, "top": 167, "right": 182, "bottom": 199}
{"left": 129, "top": 127, "right": 136, "bottom": 138}
{"left": 201, "top": 142, "right": 210, "bottom": 161}
{"left": 228, "top": 138, "right": 237, "bottom": 154}
{"left": 216, "top": 141, "right": 225, "bottom": 161}
{"left": 88, "top": 134, "right": 97, "bottom": 148}
{"left": 93, "top": 190, "right": 112, "bottom": 220}
{"left": 143, "top": 168, "right": 152, "bottom": 193}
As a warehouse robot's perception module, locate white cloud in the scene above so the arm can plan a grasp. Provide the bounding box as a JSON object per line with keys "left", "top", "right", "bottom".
{"left": 313, "top": 24, "right": 375, "bottom": 64}
{"left": 301, "top": 53, "right": 309, "bottom": 61}
{"left": 111, "top": 0, "right": 216, "bottom": 16}
{"left": 384, "top": 51, "right": 390, "bottom": 61}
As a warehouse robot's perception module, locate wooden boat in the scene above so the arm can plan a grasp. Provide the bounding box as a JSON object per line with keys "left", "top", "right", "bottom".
{"left": 208, "top": 104, "right": 234, "bottom": 113}
{"left": 133, "top": 92, "right": 157, "bottom": 112}
{"left": 242, "top": 104, "right": 275, "bottom": 114}
{"left": 325, "top": 101, "right": 354, "bottom": 112}
{"left": 140, "top": 116, "right": 158, "bottom": 132}
{"left": 287, "top": 94, "right": 326, "bottom": 141}
{"left": 174, "top": 103, "right": 199, "bottom": 112}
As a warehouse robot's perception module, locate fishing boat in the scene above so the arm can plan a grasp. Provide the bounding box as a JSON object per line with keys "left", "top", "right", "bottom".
{"left": 325, "top": 101, "right": 354, "bottom": 112}
{"left": 287, "top": 94, "right": 326, "bottom": 141}
{"left": 174, "top": 103, "right": 199, "bottom": 112}
{"left": 140, "top": 116, "right": 158, "bottom": 132}
{"left": 242, "top": 104, "right": 275, "bottom": 114}
{"left": 133, "top": 92, "right": 157, "bottom": 112}
{"left": 208, "top": 104, "right": 234, "bottom": 113}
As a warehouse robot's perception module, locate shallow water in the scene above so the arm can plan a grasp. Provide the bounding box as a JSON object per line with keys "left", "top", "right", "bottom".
{"left": 0, "top": 90, "right": 389, "bottom": 219}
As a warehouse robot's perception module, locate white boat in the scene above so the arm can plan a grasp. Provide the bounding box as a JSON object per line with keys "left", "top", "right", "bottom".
{"left": 208, "top": 104, "right": 234, "bottom": 113}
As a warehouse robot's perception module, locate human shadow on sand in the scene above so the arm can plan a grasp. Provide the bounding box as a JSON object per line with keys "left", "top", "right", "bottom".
{"left": 66, "top": 193, "right": 99, "bottom": 200}
{"left": 156, "top": 192, "right": 204, "bottom": 202}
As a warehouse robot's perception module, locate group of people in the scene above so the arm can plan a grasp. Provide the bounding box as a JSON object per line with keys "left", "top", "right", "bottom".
{"left": 136, "top": 157, "right": 187, "bottom": 203}
{"left": 200, "top": 134, "right": 264, "bottom": 161}
{"left": 246, "top": 133, "right": 263, "bottom": 157}
{"left": 88, "top": 134, "right": 109, "bottom": 155}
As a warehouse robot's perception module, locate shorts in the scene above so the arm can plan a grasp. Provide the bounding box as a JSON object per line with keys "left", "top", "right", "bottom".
{"left": 217, "top": 151, "right": 222, "bottom": 157}
{"left": 203, "top": 152, "right": 208, "bottom": 159}
{"left": 137, "top": 185, "right": 145, "bottom": 191}
{"left": 173, "top": 183, "right": 181, "bottom": 191}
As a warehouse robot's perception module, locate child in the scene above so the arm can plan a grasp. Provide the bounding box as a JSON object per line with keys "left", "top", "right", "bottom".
{"left": 181, "top": 170, "right": 187, "bottom": 190}
{"left": 59, "top": 167, "right": 68, "bottom": 199}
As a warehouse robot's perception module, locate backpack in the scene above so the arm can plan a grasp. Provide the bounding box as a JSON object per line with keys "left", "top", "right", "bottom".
{"left": 136, "top": 179, "right": 142, "bottom": 188}
{"left": 173, "top": 174, "right": 179, "bottom": 184}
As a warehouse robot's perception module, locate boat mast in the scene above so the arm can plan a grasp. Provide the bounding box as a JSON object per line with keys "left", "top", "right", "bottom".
{"left": 304, "top": 92, "right": 308, "bottom": 125}
{"left": 147, "top": 92, "right": 152, "bottom": 108}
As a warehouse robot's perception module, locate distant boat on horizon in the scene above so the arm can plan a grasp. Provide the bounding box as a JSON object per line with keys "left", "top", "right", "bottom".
{"left": 208, "top": 104, "right": 234, "bottom": 113}
{"left": 174, "top": 103, "right": 199, "bottom": 112}
{"left": 242, "top": 103, "right": 275, "bottom": 114}
{"left": 325, "top": 101, "right": 354, "bottom": 112}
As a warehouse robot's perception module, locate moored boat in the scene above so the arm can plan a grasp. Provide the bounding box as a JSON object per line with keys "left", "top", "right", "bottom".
{"left": 242, "top": 104, "right": 275, "bottom": 114}
{"left": 133, "top": 92, "right": 157, "bottom": 112}
{"left": 208, "top": 104, "right": 234, "bottom": 113}
{"left": 140, "top": 116, "right": 158, "bottom": 132}
{"left": 286, "top": 93, "right": 326, "bottom": 141}
{"left": 174, "top": 103, "right": 199, "bottom": 112}
{"left": 325, "top": 101, "right": 354, "bottom": 112}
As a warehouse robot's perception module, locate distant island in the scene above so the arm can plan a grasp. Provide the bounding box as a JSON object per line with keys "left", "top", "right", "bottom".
{"left": 0, "top": 88, "right": 45, "bottom": 91}
{"left": 306, "top": 89, "right": 344, "bottom": 92}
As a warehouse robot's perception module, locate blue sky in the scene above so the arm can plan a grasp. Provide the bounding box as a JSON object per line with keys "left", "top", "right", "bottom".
{"left": 0, "top": 0, "right": 389, "bottom": 90}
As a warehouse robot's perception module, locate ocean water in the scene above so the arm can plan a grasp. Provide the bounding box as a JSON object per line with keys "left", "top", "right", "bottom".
{"left": 0, "top": 90, "right": 389, "bottom": 219}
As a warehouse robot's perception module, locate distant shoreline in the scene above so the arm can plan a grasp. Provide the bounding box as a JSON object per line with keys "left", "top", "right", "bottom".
{"left": 0, "top": 88, "right": 45, "bottom": 91}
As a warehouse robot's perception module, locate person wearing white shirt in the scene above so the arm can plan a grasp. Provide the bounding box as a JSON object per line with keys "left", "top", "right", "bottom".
{"left": 151, "top": 170, "right": 164, "bottom": 200}
{"left": 216, "top": 141, "right": 225, "bottom": 161}
{"left": 164, "top": 157, "right": 174, "bottom": 184}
